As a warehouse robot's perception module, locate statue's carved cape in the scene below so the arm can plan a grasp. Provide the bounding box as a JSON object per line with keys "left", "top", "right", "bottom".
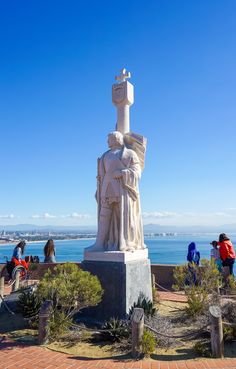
{"left": 124, "top": 132, "right": 147, "bottom": 171}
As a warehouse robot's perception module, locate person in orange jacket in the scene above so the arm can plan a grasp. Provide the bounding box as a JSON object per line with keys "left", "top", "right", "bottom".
{"left": 11, "top": 240, "right": 29, "bottom": 270}
{"left": 211, "top": 233, "right": 235, "bottom": 275}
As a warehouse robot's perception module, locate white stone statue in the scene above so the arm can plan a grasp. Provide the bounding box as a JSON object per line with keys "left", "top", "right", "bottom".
{"left": 91, "top": 130, "right": 145, "bottom": 252}
{"left": 86, "top": 69, "right": 147, "bottom": 256}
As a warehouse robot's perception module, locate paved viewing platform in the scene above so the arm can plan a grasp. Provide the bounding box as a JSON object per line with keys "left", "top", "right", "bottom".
{"left": 1, "top": 338, "right": 236, "bottom": 369}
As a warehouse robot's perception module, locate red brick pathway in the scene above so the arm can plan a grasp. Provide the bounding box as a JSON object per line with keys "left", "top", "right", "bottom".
{"left": 1, "top": 338, "right": 236, "bottom": 369}
{"left": 157, "top": 291, "right": 187, "bottom": 303}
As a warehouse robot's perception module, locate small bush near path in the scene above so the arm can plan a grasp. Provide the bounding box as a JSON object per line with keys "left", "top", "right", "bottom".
{"left": 193, "top": 341, "right": 211, "bottom": 357}
{"left": 173, "top": 259, "right": 221, "bottom": 317}
{"left": 184, "top": 286, "right": 208, "bottom": 317}
{"left": 142, "top": 329, "right": 156, "bottom": 356}
{"left": 37, "top": 263, "right": 103, "bottom": 341}
{"left": 228, "top": 275, "right": 236, "bottom": 293}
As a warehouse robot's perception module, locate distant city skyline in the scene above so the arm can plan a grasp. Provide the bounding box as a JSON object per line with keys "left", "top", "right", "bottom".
{"left": 1, "top": 209, "right": 236, "bottom": 228}
{"left": 1, "top": 1, "right": 236, "bottom": 228}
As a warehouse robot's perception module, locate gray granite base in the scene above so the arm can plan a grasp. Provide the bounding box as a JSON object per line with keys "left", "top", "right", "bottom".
{"left": 80, "top": 258, "right": 152, "bottom": 321}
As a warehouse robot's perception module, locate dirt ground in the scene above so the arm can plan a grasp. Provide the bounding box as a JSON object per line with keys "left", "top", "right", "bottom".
{"left": 1, "top": 300, "right": 236, "bottom": 360}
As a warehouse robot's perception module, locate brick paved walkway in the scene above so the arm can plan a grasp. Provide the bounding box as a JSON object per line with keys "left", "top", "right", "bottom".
{"left": 1, "top": 338, "right": 236, "bottom": 369}
{"left": 157, "top": 291, "right": 187, "bottom": 303}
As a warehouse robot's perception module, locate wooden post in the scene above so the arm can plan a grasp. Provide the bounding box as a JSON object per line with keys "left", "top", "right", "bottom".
{"left": 132, "top": 307, "right": 144, "bottom": 358}
{"left": 0, "top": 276, "right": 4, "bottom": 308}
{"left": 151, "top": 273, "right": 155, "bottom": 289}
{"left": 209, "top": 305, "right": 224, "bottom": 358}
{"left": 38, "top": 300, "right": 53, "bottom": 345}
{"left": 12, "top": 270, "right": 20, "bottom": 292}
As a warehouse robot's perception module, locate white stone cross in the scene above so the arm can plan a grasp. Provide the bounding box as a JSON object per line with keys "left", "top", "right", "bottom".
{"left": 115, "top": 68, "right": 131, "bottom": 83}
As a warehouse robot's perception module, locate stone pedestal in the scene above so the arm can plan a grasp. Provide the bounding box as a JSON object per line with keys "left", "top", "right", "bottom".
{"left": 81, "top": 249, "right": 152, "bottom": 321}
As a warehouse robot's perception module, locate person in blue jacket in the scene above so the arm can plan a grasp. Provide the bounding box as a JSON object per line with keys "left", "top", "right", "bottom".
{"left": 186, "top": 242, "right": 200, "bottom": 285}
{"left": 187, "top": 242, "right": 200, "bottom": 265}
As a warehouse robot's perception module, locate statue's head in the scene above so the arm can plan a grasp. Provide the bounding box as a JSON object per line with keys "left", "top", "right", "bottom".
{"left": 107, "top": 131, "right": 124, "bottom": 149}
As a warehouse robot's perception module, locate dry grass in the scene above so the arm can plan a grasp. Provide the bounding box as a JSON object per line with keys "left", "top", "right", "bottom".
{"left": 2, "top": 298, "right": 236, "bottom": 360}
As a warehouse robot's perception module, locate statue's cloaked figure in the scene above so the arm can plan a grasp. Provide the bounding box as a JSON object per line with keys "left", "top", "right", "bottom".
{"left": 91, "top": 130, "right": 145, "bottom": 252}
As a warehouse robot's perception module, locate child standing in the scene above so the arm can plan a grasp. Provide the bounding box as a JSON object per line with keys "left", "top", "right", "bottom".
{"left": 210, "top": 241, "right": 222, "bottom": 271}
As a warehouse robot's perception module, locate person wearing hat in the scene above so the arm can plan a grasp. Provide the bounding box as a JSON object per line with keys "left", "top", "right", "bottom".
{"left": 211, "top": 233, "right": 235, "bottom": 275}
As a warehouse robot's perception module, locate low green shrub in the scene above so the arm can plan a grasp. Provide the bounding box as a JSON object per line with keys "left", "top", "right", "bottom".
{"left": 228, "top": 275, "right": 236, "bottom": 293}
{"left": 142, "top": 329, "right": 156, "bottom": 356}
{"left": 46, "top": 310, "right": 73, "bottom": 341}
{"left": 173, "top": 259, "right": 221, "bottom": 317}
{"left": 37, "top": 263, "right": 103, "bottom": 341}
{"left": 152, "top": 286, "right": 160, "bottom": 305}
{"left": 223, "top": 324, "right": 236, "bottom": 342}
{"left": 185, "top": 286, "right": 208, "bottom": 317}
{"left": 193, "top": 341, "right": 211, "bottom": 357}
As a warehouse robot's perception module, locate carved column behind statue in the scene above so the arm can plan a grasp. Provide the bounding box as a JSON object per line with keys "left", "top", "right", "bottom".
{"left": 112, "top": 68, "right": 134, "bottom": 134}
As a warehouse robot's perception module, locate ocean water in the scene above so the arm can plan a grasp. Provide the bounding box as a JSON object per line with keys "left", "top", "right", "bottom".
{"left": 0, "top": 235, "right": 235, "bottom": 272}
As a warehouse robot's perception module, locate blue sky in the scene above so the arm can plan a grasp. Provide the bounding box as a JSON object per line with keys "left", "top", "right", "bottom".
{"left": 0, "top": 0, "right": 236, "bottom": 227}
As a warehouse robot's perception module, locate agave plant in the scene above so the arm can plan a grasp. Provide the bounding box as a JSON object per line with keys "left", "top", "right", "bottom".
{"left": 101, "top": 317, "right": 130, "bottom": 342}
{"left": 18, "top": 288, "right": 41, "bottom": 328}
{"left": 129, "top": 293, "right": 157, "bottom": 317}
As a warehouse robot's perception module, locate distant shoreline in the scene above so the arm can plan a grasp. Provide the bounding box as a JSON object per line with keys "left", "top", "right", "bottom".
{"left": 1, "top": 233, "right": 235, "bottom": 247}
{"left": 0, "top": 238, "right": 96, "bottom": 246}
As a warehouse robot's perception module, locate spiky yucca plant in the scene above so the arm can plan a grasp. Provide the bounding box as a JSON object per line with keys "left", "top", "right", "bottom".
{"left": 18, "top": 288, "right": 41, "bottom": 328}
{"left": 129, "top": 294, "right": 156, "bottom": 317}
{"left": 101, "top": 317, "right": 130, "bottom": 342}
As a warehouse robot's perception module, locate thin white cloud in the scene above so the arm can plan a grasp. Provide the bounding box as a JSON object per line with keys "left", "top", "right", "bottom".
{"left": 142, "top": 211, "right": 178, "bottom": 219}
{"left": 211, "top": 212, "right": 230, "bottom": 217}
{"left": 31, "top": 213, "right": 56, "bottom": 219}
{"left": 61, "top": 212, "right": 90, "bottom": 219}
{"left": 142, "top": 210, "right": 235, "bottom": 220}
{"left": 0, "top": 214, "right": 16, "bottom": 219}
{"left": 30, "top": 212, "right": 90, "bottom": 220}
{"left": 44, "top": 213, "right": 56, "bottom": 219}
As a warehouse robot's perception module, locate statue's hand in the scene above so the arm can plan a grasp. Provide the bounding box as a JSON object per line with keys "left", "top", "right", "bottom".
{"left": 113, "top": 170, "right": 122, "bottom": 179}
